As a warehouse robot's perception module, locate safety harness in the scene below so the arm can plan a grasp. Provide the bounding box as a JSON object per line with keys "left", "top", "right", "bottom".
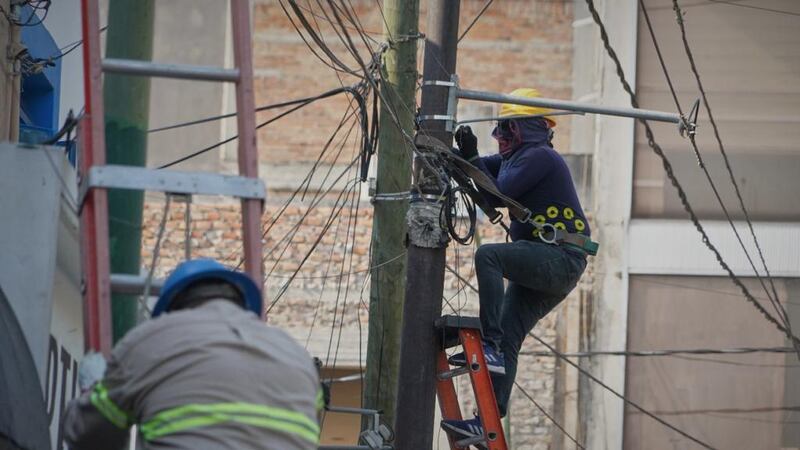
{"left": 415, "top": 134, "right": 599, "bottom": 256}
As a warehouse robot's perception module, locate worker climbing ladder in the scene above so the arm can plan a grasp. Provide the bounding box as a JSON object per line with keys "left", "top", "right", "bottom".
{"left": 78, "top": 0, "right": 264, "bottom": 355}
{"left": 436, "top": 315, "right": 509, "bottom": 450}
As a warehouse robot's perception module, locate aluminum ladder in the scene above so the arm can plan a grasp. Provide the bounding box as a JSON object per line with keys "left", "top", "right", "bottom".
{"left": 78, "top": 0, "right": 264, "bottom": 355}
{"left": 436, "top": 315, "right": 508, "bottom": 450}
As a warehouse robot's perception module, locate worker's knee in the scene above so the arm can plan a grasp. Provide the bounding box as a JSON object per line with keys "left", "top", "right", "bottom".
{"left": 474, "top": 244, "right": 499, "bottom": 269}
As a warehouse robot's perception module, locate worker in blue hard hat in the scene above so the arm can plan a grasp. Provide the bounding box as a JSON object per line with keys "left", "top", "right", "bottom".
{"left": 62, "top": 259, "right": 324, "bottom": 450}
{"left": 442, "top": 88, "right": 591, "bottom": 441}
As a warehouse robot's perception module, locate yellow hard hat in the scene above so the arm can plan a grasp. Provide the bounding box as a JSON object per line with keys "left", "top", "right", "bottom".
{"left": 498, "top": 88, "right": 556, "bottom": 128}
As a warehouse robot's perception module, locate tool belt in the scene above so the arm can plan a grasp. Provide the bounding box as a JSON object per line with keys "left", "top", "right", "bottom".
{"left": 415, "top": 134, "right": 600, "bottom": 256}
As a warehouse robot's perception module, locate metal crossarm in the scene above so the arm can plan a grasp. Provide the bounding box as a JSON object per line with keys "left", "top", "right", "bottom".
{"left": 102, "top": 58, "right": 240, "bottom": 82}
{"left": 81, "top": 166, "right": 266, "bottom": 201}
{"left": 79, "top": 0, "right": 264, "bottom": 355}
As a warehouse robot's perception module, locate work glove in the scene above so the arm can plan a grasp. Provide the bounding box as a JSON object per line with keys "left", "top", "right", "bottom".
{"left": 454, "top": 126, "right": 479, "bottom": 161}
{"left": 78, "top": 352, "right": 107, "bottom": 392}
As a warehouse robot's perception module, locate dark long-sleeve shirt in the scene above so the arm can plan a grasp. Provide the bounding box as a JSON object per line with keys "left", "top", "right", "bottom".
{"left": 473, "top": 120, "right": 590, "bottom": 241}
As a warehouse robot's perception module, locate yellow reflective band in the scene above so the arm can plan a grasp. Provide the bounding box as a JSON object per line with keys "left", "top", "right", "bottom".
{"left": 139, "top": 402, "right": 320, "bottom": 444}
{"left": 546, "top": 206, "right": 559, "bottom": 218}
{"left": 575, "top": 219, "right": 586, "bottom": 231}
{"left": 554, "top": 222, "right": 566, "bottom": 230}
{"left": 563, "top": 207, "right": 574, "bottom": 220}
{"left": 89, "top": 382, "right": 131, "bottom": 429}
{"left": 316, "top": 389, "right": 325, "bottom": 411}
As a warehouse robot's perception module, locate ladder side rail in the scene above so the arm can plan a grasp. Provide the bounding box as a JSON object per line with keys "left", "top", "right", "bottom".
{"left": 79, "top": 0, "right": 113, "bottom": 355}
{"left": 459, "top": 329, "right": 508, "bottom": 450}
{"left": 436, "top": 351, "right": 465, "bottom": 450}
{"left": 230, "top": 0, "right": 264, "bottom": 310}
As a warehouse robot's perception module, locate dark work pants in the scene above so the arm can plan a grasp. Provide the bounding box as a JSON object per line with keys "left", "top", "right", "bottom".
{"left": 474, "top": 240, "right": 587, "bottom": 417}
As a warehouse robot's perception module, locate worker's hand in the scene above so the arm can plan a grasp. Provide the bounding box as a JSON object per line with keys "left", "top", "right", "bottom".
{"left": 455, "top": 126, "right": 478, "bottom": 160}
{"left": 78, "top": 352, "right": 107, "bottom": 392}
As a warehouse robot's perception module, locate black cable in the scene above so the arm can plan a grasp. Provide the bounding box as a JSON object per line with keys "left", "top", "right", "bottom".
{"left": 669, "top": 0, "right": 792, "bottom": 337}
{"left": 524, "top": 345, "right": 794, "bottom": 358}
{"left": 222, "top": 101, "right": 363, "bottom": 269}
{"left": 583, "top": 0, "right": 800, "bottom": 354}
{"left": 2, "top": 0, "right": 51, "bottom": 27}
{"left": 514, "top": 382, "right": 585, "bottom": 450}
{"left": 156, "top": 85, "right": 368, "bottom": 169}
{"left": 149, "top": 85, "right": 357, "bottom": 133}
{"left": 705, "top": 0, "right": 800, "bottom": 17}
{"left": 41, "top": 110, "right": 78, "bottom": 145}
{"left": 443, "top": 185, "right": 476, "bottom": 245}
{"left": 458, "top": 0, "right": 494, "bottom": 43}
{"left": 529, "top": 332, "right": 717, "bottom": 449}
{"left": 283, "top": 0, "right": 362, "bottom": 77}
{"left": 639, "top": 0, "right": 790, "bottom": 332}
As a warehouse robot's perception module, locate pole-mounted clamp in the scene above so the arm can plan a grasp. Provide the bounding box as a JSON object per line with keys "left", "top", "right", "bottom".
{"left": 678, "top": 98, "right": 701, "bottom": 138}
{"left": 419, "top": 75, "right": 460, "bottom": 132}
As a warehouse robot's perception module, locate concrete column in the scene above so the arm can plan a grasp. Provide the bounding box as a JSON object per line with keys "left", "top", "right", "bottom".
{"left": 583, "top": 1, "right": 638, "bottom": 449}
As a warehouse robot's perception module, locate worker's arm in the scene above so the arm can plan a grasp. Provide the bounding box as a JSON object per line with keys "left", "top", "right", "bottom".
{"left": 62, "top": 351, "right": 134, "bottom": 450}
{"left": 455, "top": 126, "right": 504, "bottom": 207}
{"left": 496, "top": 147, "right": 554, "bottom": 199}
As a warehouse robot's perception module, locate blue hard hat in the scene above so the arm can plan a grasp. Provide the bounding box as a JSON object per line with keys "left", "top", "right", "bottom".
{"left": 152, "top": 258, "right": 262, "bottom": 318}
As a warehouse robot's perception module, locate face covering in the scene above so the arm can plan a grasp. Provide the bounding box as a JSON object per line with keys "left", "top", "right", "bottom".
{"left": 492, "top": 120, "right": 522, "bottom": 157}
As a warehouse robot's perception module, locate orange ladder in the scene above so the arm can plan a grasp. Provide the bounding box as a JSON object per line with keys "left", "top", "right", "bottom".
{"left": 78, "top": 0, "right": 264, "bottom": 355}
{"left": 436, "top": 315, "right": 508, "bottom": 450}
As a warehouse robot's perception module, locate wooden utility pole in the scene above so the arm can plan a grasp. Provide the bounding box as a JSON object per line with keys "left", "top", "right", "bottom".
{"left": 1, "top": 0, "right": 21, "bottom": 141}
{"left": 364, "top": 0, "right": 419, "bottom": 430}
{"left": 393, "top": 1, "right": 460, "bottom": 448}
{"left": 104, "top": 0, "right": 156, "bottom": 342}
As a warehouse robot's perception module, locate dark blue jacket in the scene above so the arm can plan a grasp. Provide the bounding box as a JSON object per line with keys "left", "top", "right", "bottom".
{"left": 473, "top": 119, "right": 590, "bottom": 242}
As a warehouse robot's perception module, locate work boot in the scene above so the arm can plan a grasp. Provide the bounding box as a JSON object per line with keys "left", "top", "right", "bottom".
{"left": 441, "top": 415, "right": 487, "bottom": 449}
{"left": 447, "top": 341, "right": 506, "bottom": 375}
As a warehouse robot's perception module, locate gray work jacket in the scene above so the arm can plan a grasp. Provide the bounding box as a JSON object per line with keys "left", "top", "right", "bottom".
{"left": 62, "top": 299, "right": 322, "bottom": 450}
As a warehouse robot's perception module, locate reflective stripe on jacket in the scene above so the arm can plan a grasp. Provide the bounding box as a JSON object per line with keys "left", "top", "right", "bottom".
{"left": 63, "top": 299, "right": 321, "bottom": 450}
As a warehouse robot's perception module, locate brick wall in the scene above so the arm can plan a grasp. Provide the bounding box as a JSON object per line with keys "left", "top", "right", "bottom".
{"left": 250, "top": 0, "right": 575, "bottom": 165}
{"left": 142, "top": 1, "right": 576, "bottom": 447}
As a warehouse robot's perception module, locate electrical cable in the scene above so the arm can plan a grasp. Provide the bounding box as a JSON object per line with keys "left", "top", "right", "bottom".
{"left": 261, "top": 117, "right": 361, "bottom": 273}
{"left": 514, "top": 382, "right": 585, "bottom": 450}
{"left": 282, "top": 0, "right": 363, "bottom": 77}
{"left": 217, "top": 96, "right": 364, "bottom": 269}
{"left": 637, "top": 404, "right": 800, "bottom": 416}
{"left": 528, "top": 331, "right": 717, "bottom": 449}
{"left": 156, "top": 85, "right": 368, "bottom": 170}
{"left": 0, "top": 0, "right": 50, "bottom": 27}
{"left": 705, "top": 0, "right": 800, "bottom": 17}
{"left": 442, "top": 185, "right": 477, "bottom": 245}
{"left": 639, "top": 0, "right": 790, "bottom": 333}
{"left": 272, "top": 252, "right": 406, "bottom": 279}
{"left": 265, "top": 170, "right": 361, "bottom": 313}
{"left": 141, "top": 194, "right": 172, "bottom": 317}
{"left": 148, "top": 86, "right": 358, "bottom": 133}
{"left": 669, "top": 0, "right": 792, "bottom": 335}
{"left": 523, "top": 345, "right": 794, "bottom": 358}
{"left": 583, "top": 0, "right": 800, "bottom": 356}
{"left": 41, "top": 110, "right": 78, "bottom": 145}
{"left": 458, "top": 0, "right": 494, "bottom": 43}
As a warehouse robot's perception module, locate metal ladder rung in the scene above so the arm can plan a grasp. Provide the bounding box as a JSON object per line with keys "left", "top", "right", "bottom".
{"left": 437, "top": 365, "right": 470, "bottom": 380}
{"left": 82, "top": 165, "right": 266, "bottom": 200}
{"left": 102, "top": 58, "right": 240, "bottom": 82}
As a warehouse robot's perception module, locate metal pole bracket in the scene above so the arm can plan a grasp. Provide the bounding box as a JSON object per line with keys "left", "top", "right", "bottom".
{"left": 420, "top": 75, "right": 460, "bottom": 131}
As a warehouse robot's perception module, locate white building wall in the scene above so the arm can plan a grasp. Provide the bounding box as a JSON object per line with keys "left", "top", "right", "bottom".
{"left": 578, "top": 1, "right": 638, "bottom": 449}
